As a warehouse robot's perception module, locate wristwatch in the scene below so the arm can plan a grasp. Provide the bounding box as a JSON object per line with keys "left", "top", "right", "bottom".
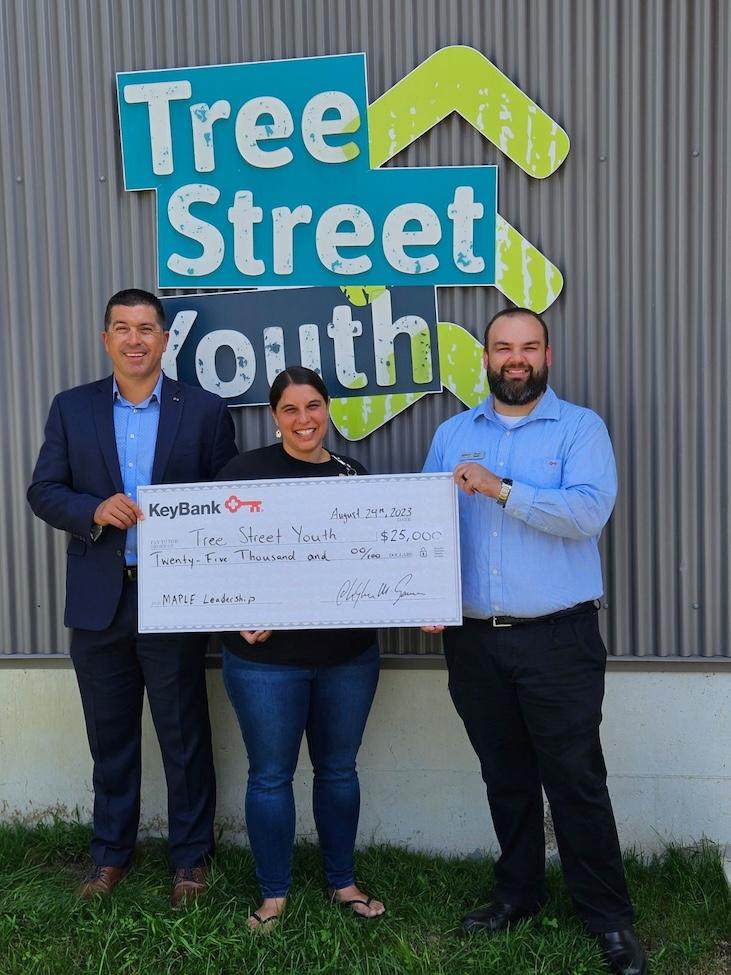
{"left": 496, "top": 478, "right": 513, "bottom": 507}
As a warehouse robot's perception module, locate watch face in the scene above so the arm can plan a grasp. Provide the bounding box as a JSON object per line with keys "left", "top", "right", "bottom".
{"left": 497, "top": 481, "right": 512, "bottom": 506}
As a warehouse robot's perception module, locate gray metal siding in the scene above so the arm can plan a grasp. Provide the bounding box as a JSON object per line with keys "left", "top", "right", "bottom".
{"left": 2, "top": 0, "right": 729, "bottom": 657}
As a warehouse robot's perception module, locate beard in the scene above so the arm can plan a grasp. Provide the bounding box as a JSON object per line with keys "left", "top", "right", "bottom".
{"left": 487, "top": 363, "right": 549, "bottom": 406}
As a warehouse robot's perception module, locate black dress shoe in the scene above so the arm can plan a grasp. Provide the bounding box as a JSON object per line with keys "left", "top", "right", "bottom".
{"left": 596, "top": 928, "right": 647, "bottom": 975}
{"left": 461, "top": 899, "right": 540, "bottom": 933}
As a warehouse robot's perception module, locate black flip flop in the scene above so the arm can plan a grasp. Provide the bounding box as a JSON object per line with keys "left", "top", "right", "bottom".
{"left": 249, "top": 911, "right": 280, "bottom": 931}
{"left": 328, "top": 887, "right": 385, "bottom": 920}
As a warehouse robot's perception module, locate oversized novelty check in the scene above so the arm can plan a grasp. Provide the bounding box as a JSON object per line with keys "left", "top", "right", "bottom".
{"left": 137, "top": 473, "right": 461, "bottom": 632}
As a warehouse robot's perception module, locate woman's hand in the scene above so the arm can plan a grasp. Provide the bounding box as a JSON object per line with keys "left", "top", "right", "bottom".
{"left": 421, "top": 625, "right": 446, "bottom": 634}
{"left": 240, "top": 629, "right": 272, "bottom": 645}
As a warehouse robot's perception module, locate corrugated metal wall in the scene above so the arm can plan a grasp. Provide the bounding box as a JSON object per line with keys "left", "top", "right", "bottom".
{"left": 2, "top": 0, "right": 729, "bottom": 658}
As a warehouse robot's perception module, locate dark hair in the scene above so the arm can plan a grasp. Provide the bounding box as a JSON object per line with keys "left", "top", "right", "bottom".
{"left": 269, "top": 366, "right": 330, "bottom": 410}
{"left": 104, "top": 289, "right": 166, "bottom": 330}
{"left": 484, "top": 306, "right": 549, "bottom": 349}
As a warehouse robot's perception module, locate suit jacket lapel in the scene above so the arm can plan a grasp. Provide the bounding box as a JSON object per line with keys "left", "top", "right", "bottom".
{"left": 92, "top": 376, "right": 124, "bottom": 492}
{"left": 152, "top": 375, "right": 183, "bottom": 482}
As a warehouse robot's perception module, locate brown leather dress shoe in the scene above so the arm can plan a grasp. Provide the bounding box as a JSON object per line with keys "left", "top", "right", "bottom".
{"left": 78, "top": 864, "right": 129, "bottom": 899}
{"left": 171, "top": 865, "right": 208, "bottom": 908}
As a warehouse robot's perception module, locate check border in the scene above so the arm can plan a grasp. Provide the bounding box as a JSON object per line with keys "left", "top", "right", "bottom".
{"left": 137, "top": 473, "right": 462, "bottom": 632}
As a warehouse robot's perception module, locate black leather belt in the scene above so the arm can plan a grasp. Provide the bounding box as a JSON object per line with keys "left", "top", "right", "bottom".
{"left": 123, "top": 565, "right": 138, "bottom": 582}
{"left": 488, "top": 599, "right": 598, "bottom": 628}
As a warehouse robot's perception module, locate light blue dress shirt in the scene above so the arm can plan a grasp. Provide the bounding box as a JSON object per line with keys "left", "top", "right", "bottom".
{"left": 422, "top": 387, "right": 617, "bottom": 618}
{"left": 113, "top": 374, "right": 163, "bottom": 565}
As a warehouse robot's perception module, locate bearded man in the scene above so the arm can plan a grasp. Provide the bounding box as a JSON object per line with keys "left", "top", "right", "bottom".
{"left": 422, "top": 308, "right": 646, "bottom": 975}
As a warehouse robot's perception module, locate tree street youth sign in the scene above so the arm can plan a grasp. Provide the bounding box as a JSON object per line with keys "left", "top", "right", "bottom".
{"left": 116, "top": 53, "right": 497, "bottom": 289}
{"left": 160, "top": 286, "right": 440, "bottom": 405}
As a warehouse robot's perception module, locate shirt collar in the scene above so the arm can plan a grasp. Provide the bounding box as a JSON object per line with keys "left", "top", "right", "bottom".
{"left": 112, "top": 372, "right": 163, "bottom": 408}
{"left": 476, "top": 385, "right": 560, "bottom": 427}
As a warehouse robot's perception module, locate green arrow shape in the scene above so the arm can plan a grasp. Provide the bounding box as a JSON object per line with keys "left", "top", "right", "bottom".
{"left": 329, "top": 321, "right": 488, "bottom": 440}
{"left": 368, "top": 45, "right": 569, "bottom": 178}
{"left": 366, "top": 46, "right": 566, "bottom": 311}
{"left": 495, "top": 214, "right": 563, "bottom": 313}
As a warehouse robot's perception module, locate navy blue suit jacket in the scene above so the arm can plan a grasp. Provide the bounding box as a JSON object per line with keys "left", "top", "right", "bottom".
{"left": 28, "top": 374, "right": 237, "bottom": 631}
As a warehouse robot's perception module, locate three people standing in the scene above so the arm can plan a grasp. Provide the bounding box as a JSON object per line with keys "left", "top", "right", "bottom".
{"left": 28, "top": 291, "right": 643, "bottom": 971}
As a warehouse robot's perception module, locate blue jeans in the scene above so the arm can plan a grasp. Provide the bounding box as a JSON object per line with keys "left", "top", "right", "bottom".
{"left": 222, "top": 643, "right": 380, "bottom": 897}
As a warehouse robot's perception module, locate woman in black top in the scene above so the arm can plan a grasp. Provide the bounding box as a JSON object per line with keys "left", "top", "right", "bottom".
{"left": 217, "top": 367, "right": 384, "bottom": 928}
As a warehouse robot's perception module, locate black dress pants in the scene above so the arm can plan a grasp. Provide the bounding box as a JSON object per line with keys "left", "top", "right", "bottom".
{"left": 444, "top": 609, "right": 634, "bottom": 933}
{"left": 70, "top": 579, "right": 216, "bottom": 869}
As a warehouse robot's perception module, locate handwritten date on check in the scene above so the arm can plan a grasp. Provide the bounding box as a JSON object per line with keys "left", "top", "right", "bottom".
{"left": 137, "top": 473, "right": 462, "bottom": 632}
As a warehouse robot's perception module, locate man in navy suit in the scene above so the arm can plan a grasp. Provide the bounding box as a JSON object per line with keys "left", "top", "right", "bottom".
{"left": 28, "top": 289, "right": 237, "bottom": 906}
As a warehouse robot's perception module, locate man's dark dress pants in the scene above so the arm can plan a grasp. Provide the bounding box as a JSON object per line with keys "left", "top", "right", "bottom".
{"left": 70, "top": 578, "right": 215, "bottom": 868}
{"left": 444, "top": 608, "right": 634, "bottom": 933}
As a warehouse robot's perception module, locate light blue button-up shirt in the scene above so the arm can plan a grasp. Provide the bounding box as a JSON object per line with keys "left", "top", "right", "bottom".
{"left": 422, "top": 387, "right": 617, "bottom": 618}
{"left": 113, "top": 374, "right": 163, "bottom": 565}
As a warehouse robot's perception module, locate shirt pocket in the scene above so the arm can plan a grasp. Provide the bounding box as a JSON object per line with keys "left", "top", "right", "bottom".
{"left": 540, "top": 457, "right": 562, "bottom": 487}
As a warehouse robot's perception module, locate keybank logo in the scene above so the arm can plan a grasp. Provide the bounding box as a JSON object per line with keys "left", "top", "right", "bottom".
{"left": 148, "top": 500, "right": 221, "bottom": 519}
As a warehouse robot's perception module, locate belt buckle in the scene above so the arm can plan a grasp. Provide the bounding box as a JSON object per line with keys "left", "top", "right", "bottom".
{"left": 491, "top": 616, "right": 512, "bottom": 628}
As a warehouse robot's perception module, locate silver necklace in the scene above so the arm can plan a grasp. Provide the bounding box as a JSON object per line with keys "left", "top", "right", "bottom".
{"left": 330, "top": 453, "right": 358, "bottom": 476}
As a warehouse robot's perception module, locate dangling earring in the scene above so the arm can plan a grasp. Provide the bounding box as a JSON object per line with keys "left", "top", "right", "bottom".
{"left": 275, "top": 428, "right": 282, "bottom": 439}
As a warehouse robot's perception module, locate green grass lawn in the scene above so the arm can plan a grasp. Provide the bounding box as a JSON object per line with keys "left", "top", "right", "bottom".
{"left": 0, "top": 821, "right": 728, "bottom": 974}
